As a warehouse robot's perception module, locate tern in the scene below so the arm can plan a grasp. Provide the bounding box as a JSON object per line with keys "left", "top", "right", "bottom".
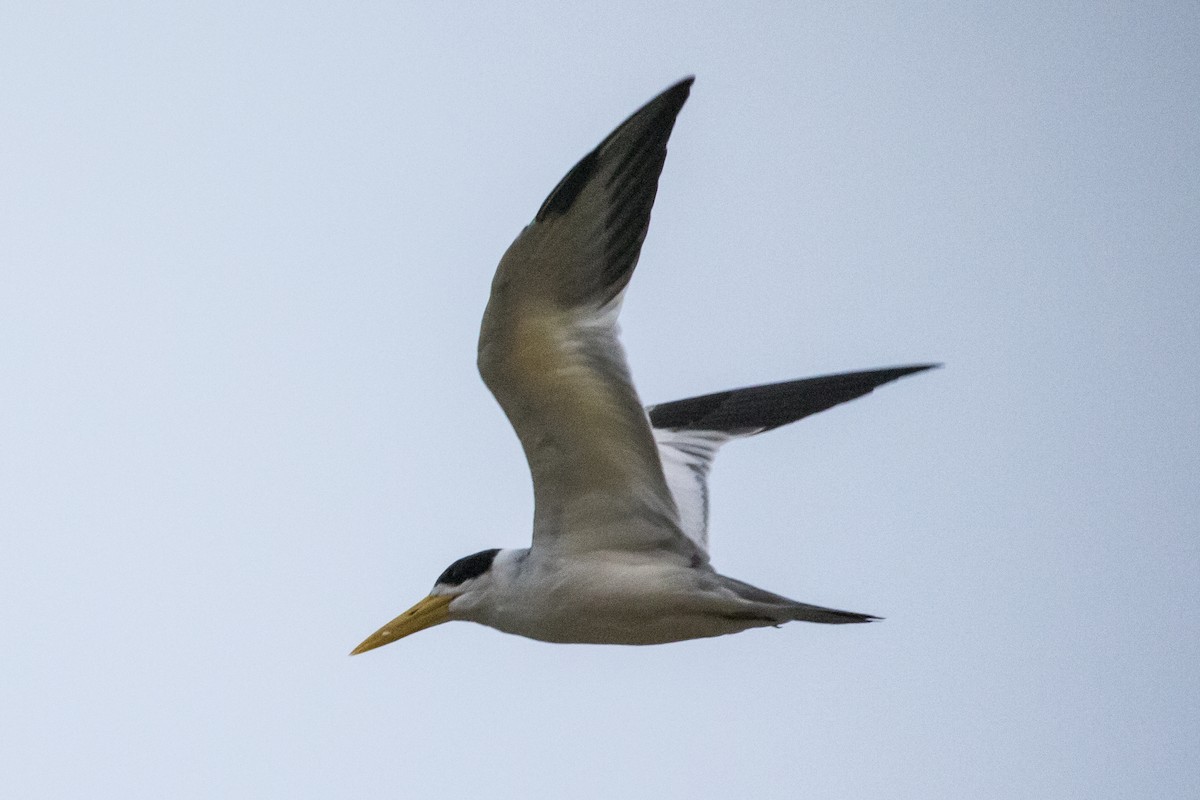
{"left": 352, "top": 77, "right": 935, "bottom": 653}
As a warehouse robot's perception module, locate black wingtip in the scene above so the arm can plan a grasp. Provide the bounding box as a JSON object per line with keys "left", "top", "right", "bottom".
{"left": 889, "top": 363, "right": 942, "bottom": 379}
{"left": 655, "top": 76, "right": 694, "bottom": 118}
{"left": 535, "top": 77, "right": 695, "bottom": 224}
{"left": 661, "top": 77, "right": 696, "bottom": 118}
{"left": 667, "top": 75, "right": 696, "bottom": 96}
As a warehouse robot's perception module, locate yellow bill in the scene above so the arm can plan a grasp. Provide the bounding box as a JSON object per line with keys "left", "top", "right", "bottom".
{"left": 350, "top": 594, "right": 454, "bottom": 655}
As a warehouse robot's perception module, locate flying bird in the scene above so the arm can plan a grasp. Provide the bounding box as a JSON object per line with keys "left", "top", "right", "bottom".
{"left": 352, "top": 77, "right": 935, "bottom": 653}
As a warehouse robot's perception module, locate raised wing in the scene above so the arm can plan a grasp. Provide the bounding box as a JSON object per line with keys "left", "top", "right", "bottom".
{"left": 648, "top": 365, "right": 938, "bottom": 549}
{"left": 477, "top": 78, "right": 699, "bottom": 560}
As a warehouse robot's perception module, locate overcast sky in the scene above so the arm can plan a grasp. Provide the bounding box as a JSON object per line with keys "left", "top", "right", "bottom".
{"left": 3, "top": 3, "right": 1197, "bottom": 798}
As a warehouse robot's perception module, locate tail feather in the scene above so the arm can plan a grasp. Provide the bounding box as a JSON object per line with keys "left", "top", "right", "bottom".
{"left": 786, "top": 601, "right": 879, "bottom": 625}
{"left": 720, "top": 574, "right": 879, "bottom": 625}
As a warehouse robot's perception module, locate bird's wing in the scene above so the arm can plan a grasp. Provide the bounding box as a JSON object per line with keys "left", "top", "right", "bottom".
{"left": 477, "top": 78, "right": 699, "bottom": 561}
{"left": 648, "top": 365, "right": 938, "bottom": 549}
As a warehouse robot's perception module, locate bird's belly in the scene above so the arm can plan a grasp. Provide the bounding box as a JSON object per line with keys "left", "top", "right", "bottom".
{"left": 497, "top": 611, "right": 764, "bottom": 645}
{"left": 478, "top": 562, "right": 775, "bottom": 645}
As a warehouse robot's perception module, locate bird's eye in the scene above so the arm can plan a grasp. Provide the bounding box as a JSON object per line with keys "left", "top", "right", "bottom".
{"left": 436, "top": 548, "right": 501, "bottom": 586}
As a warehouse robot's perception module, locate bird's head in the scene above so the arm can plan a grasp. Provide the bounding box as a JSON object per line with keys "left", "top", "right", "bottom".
{"left": 350, "top": 548, "right": 503, "bottom": 655}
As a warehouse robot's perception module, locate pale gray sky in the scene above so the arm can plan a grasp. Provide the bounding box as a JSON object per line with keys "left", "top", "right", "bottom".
{"left": 2, "top": 3, "right": 1197, "bottom": 798}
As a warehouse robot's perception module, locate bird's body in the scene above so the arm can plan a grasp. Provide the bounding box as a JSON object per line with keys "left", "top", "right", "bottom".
{"left": 446, "top": 548, "right": 852, "bottom": 646}
{"left": 460, "top": 549, "right": 742, "bottom": 646}
{"left": 351, "top": 78, "right": 935, "bottom": 654}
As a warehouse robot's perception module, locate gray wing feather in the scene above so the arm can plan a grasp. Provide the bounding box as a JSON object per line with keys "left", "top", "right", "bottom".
{"left": 478, "top": 79, "right": 698, "bottom": 560}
